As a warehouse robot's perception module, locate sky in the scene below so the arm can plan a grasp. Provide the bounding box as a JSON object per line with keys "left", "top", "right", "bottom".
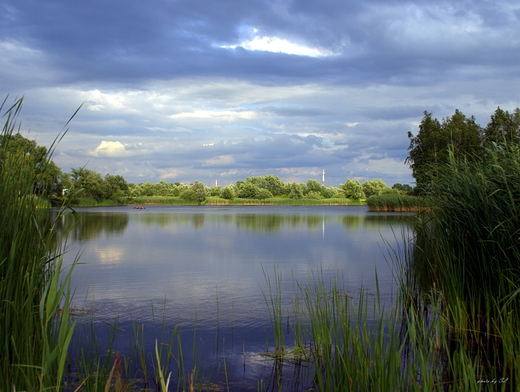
{"left": 1, "top": 0, "right": 519, "bottom": 187}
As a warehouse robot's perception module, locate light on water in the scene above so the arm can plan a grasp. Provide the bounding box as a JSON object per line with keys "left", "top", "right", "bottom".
{"left": 62, "top": 205, "right": 412, "bottom": 389}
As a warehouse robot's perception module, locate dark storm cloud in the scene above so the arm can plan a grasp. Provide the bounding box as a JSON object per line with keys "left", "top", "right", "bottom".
{"left": 4, "top": 0, "right": 517, "bottom": 88}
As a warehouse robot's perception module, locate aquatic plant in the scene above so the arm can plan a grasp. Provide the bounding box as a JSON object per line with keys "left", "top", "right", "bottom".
{"left": 366, "top": 194, "right": 426, "bottom": 212}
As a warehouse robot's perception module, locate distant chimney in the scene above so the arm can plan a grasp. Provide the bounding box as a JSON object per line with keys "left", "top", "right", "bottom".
{"left": 322, "top": 169, "right": 325, "bottom": 186}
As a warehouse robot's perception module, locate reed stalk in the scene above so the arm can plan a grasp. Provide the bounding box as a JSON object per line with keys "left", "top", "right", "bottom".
{"left": 262, "top": 266, "right": 285, "bottom": 353}
{"left": 0, "top": 96, "right": 78, "bottom": 391}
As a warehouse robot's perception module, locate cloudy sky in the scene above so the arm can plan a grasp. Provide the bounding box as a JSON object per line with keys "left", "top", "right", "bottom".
{"left": 1, "top": 0, "right": 519, "bottom": 187}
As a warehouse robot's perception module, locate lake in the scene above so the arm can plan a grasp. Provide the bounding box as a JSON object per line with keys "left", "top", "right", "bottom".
{"left": 61, "top": 205, "right": 413, "bottom": 390}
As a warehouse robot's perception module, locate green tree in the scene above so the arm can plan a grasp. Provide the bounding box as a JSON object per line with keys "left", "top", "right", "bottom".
{"left": 237, "top": 182, "right": 261, "bottom": 199}
{"left": 482, "top": 107, "right": 520, "bottom": 149}
{"left": 245, "top": 175, "right": 286, "bottom": 196}
{"left": 104, "top": 174, "right": 129, "bottom": 200}
{"left": 321, "top": 186, "right": 338, "bottom": 199}
{"left": 262, "top": 175, "right": 287, "bottom": 196}
{"left": 305, "top": 191, "right": 322, "bottom": 200}
{"left": 341, "top": 179, "right": 364, "bottom": 200}
{"left": 442, "top": 109, "right": 482, "bottom": 159}
{"left": 69, "top": 167, "right": 107, "bottom": 201}
{"left": 362, "top": 179, "right": 387, "bottom": 198}
{"left": 220, "top": 184, "right": 236, "bottom": 200}
{"left": 171, "top": 184, "right": 181, "bottom": 196}
{"left": 255, "top": 188, "right": 273, "bottom": 199}
{"left": 392, "top": 183, "right": 413, "bottom": 194}
{"left": 136, "top": 181, "right": 155, "bottom": 197}
{"left": 287, "top": 183, "right": 305, "bottom": 199}
{"left": 406, "top": 110, "right": 482, "bottom": 194}
{"left": 207, "top": 186, "right": 222, "bottom": 197}
{"left": 191, "top": 181, "right": 207, "bottom": 204}
{"left": 153, "top": 180, "right": 173, "bottom": 196}
{"left": 305, "top": 179, "right": 322, "bottom": 195}
{"left": 179, "top": 188, "right": 198, "bottom": 202}
{"left": 0, "top": 133, "right": 63, "bottom": 198}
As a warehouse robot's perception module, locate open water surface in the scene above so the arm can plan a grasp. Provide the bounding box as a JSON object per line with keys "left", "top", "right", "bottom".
{"left": 61, "top": 205, "right": 413, "bottom": 390}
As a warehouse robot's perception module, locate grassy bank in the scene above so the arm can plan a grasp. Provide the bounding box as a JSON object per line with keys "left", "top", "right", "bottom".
{"left": 204, "top": 196, "right": 355, "bottom": 205}
{"left": 69, "top": 195, "right": 359, "bottom": 206}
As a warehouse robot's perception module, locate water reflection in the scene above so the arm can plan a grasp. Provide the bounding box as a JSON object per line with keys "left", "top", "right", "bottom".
{"left": 64, "top": 205, "right": 411, "bottom": 239}
{"left": 62, "top": 206, "right": 413, "bottom": 390}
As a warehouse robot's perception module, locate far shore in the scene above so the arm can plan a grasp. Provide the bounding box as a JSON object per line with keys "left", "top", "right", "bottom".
{"left": 65, "top": 194, "right": 423, "bottom": 212}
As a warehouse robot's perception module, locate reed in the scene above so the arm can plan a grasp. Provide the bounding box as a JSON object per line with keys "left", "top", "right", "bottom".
{"left": 260, "top": 257, "right": 519, "bottom": 391}
{"left": 262, "top": 268, "right": 408, "bottom": 390}
{"left": 412, "top": 146, "right": 520, "bottom": 305}
{"left": 0, "top": 97, "right": 78, "bottom": 391}
{"left": 399, "top": 145, "right": 520, "bottom": 388}
{"left": 262, "top": 266, "right": 285, "bottom": 353}
{"left": 366, "top": 194, "right": 426, "bottom": 212}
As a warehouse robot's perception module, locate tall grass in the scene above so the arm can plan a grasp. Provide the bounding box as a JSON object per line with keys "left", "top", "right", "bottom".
{"left": 261, "top": 265, "right": 517, "bottom": 391}
{"left": 0, "top": 97, "right": 78, "bottom": 391}
{"left": 260, "top": 269, "right": 419, "bottom": 390}
{"left": 413, "top": 146, "right": 520, "bottom": 303}
{"left": 401, "top": 145, "right": 520, "bottom": 387}
{"left": 366, "top": 194, "right": 426, "bottom": 212}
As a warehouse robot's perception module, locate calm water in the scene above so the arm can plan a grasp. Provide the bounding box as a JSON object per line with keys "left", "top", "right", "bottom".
{"left": 61, "top": 205, "right": 412, "bottom": 390}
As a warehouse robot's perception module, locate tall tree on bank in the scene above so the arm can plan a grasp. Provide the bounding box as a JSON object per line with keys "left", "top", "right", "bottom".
{"left": 0, "top": 132, "right": 63, "bottom": 198}
{"left": 406, "top": 110, "right": 481, "bottom": 194}
{"left": 482, "top": 107, "right": 520, "bottom": 149}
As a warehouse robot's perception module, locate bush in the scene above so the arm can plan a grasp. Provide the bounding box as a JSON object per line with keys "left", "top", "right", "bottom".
{"left": 341, "top": 179, "right": 364, "bottom": 199}
{"left": 305, "top": 191, "right": 322, "bottom": 200}
{"left": 190, "top": 181, "right": 207, "bottom": 203}
{"left": 179, "top": 188, "right": 199, "bottom": 202}
{"left": 237, "top": 182, "right": 261, "bottom": 199}
{"left": 362, "top": 179, "right": 387, "bottom": 198}
{"left": 220, "top": 185, "right": 236, "bottom": 200}
{"left": 255, "top": 188, "right": 273, "bottom": 199}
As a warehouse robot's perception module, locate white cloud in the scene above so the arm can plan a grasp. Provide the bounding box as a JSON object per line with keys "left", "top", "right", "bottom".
{"left": 169, "top": 109, "right": 257, "bottom": 121}
{"left": 220, "top": 29, "right": 335, "bottom": 58}
{"left": 91, "top": 141, "right": 127, "bottom": 157}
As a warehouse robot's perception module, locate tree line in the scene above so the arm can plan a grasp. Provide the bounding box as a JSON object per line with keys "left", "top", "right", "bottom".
{"left": 406, "top": 107, "right": 520, "bottom": 194}
{"left": 63, "top": 171, "right": 409, "bottom": 204}
{"left": 6, "top": 105, "right": 517, "bottom": 205}
{"left": 0, "top": 132, "right": 410, "bottom": 205}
